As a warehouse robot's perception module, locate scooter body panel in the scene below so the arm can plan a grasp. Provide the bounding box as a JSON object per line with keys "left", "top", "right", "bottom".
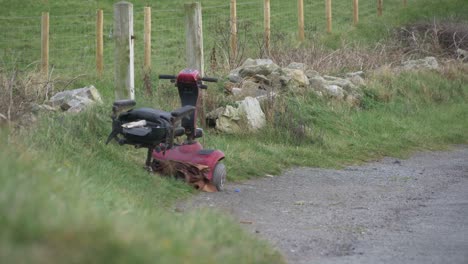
{"left": 152, "top": 142, "right": 225, "bottom": 180}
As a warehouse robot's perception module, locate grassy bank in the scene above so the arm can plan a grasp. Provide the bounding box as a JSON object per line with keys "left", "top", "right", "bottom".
{"left": 0, "top": 122, "right": 283, "bottom": 263}
{"left": 1, "top": 62, "right": 467, "bottom": 263}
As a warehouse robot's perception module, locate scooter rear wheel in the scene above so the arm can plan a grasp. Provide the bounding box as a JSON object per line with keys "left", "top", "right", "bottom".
{"left": 212, "top": 162, "right": 226, "bottom": 191}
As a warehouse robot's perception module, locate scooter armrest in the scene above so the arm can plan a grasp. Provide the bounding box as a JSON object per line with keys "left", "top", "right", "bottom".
{"left": 113, "top": 99, "right": 136, "bottom": 108}
{"left": 171, "top": 105, "right": 195, "bottom": 118}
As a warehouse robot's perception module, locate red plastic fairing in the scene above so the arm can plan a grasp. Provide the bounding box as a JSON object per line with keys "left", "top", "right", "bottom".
{"left": 177, "top": 69, "right": 199, "bottom": 84}
{"left": 152, "top": 142, "right": 225, "bottom": 180}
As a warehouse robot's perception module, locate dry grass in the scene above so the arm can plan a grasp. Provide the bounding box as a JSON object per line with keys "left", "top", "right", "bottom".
{"left": 399, "top": 20, "right": 468, "bottom": 56}
{"left": 0, "top": 68, "right": 53, "bottom": 122}
{"left": 269, "top": 41, "right": 404, "bottom": 74}
{"left": 268, "top": 20, "right": 468, "bottom": 75}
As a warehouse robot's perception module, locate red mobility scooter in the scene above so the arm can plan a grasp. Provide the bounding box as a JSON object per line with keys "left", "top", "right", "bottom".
{"left": 106, "top": 69, "right": 226, "bottom": 191}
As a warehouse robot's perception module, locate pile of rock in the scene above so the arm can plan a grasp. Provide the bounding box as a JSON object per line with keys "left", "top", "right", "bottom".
{"left": 207, "top": 97, "right": 266, "bottom": 134}
{"left": 207, "top": 58, "right": 367, "bottom": 133}
{"left": 8, "top": 86, "right": 103, "bottom": 127}
{"left": 47, "top": 85, "right": 102, "bottom": 113}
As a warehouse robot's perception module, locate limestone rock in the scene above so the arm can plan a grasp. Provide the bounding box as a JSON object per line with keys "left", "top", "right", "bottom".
{"left": 206, "top": 107, "right": 225, "bottom": 128}
{"left": 347, "top": 75, "right": 366, "bottom": 86}
{"left": 231, "top": 87, "right": 242, "bottom": 96}
{"left": 284, "top": 68, "right": 309, "bottom": 86}
{"left": 282, "top": 68, "right": 309, "bottom": 93}
{"left": 252, "top": 74, "right": 270, "bottom": 84}
{"left": 228, "top": 59, "right": 276, "bottom": 82}
{"left": 323, "top": 75, "right": 356, "bottom": 91}
{"left": 456, "top": 48, "right": 468, "bottom": 61}
{"left": 65, "top": 96, "right": 95, "bottom": 113}
{"left": 215, "top": 97, "right": 266, "bottom": 133}
{"left": 238, "top": 97, "right": 266, "bottom": 131}
{"left": 402, "top": 56, "right": 439, "bottom": 71}
{"left": 345, "top": 94, "right": 361, "bottom": 107}
{"left": 286, "top": 62, "right": 306, "bottom": 71}
{"left": 48, "top": 85, "right": 102, "bottom": 113}
{"left": 241, "top": 80, "right": 262, "bottom": 96}
{"left": 305, "top": 69, "right": 320, "bottom": 79}
{"left": 228, "top": 71, "right": 242, "bottom": 83}
{"left": 75, "top": 85, "right": 102, "bottom": 103}
{"left": 238, "top": 59, "right": 280, "bottom": 78}
{"left": 30, "top": 103, "right": 58, "bottom": 113}
{"left": 323, "top": 85, "right": 345, "bottom": 99}
{"left": 309, "top": 76, "right": 327, "bottom": 91}
{"left": 49, "top": 90, "right": 75, "bottom": 108}
{"left": 216, "top": 105, "right": 242, "bottom": 134}
{"left": 345, "top": 71, "right": 364, "bottom": 78}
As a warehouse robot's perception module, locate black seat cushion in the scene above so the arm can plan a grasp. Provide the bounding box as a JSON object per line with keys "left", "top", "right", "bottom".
{"left": 119, "top": 108, "right": 172, "bottom": 123}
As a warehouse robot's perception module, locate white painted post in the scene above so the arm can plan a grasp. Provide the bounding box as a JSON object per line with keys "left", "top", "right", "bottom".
{"left": 114, "top": 1, "right": 135, "bottom": 100}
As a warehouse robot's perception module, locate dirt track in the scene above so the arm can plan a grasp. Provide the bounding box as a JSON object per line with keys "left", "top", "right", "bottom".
{"left": 179, "top": 146, "right": 468, "bottom": 263}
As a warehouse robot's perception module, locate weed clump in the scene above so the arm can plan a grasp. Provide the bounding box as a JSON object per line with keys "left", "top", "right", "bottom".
{"left": 0, "top": 68, "right": 53, "bottom": 123}
{"left": 398, "top": 20, "right": 468, "bottom": 57}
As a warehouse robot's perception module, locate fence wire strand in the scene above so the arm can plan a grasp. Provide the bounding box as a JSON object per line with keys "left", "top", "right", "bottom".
{"left": 0, "top": 0, "right": 407, "bottom": 78}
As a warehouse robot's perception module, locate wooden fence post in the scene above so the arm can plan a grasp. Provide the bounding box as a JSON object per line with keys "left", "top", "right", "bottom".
{"left": 114, "top": 1, "right": 135, "bottom": 100}
{"left": 144, "top": 6, "right": 152, "bottom": 96}
{"left": 185, "top": 2, "right": 205, "bottom": 126}
{"left": 353, "top": 0, "right": 359, "bottom": 26}
{"left": 41, "top": 12, "right": 49, "bottom": 77}
{"left": 264, "top": 0, "right": 270, "bottom": 54}
{"left": 326, "top": 0, "right": 332, "bottom": 33}
{"left": 230, "top": 0, "right": 237, "bottom": 64}
{"left": 403, "top": 0, "right": 407, "bottom": 7}
{"left": 185, "top": 2, "right": 204, "bottom": 75}
{"left": 298, "top": 0, "right": 305, "bottom": 41}
{"left": 377, "top": 0, "right": 383, "bottom": 16}
{"left": 96, "top": 9, "right": 104, "bottom": 78}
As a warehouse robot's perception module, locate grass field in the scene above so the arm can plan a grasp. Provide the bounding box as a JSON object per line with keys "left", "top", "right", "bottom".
{"left": 1, "top": 0, "right": 467, "bottom": 82}
{"left": 1, "top": 0, "right": 468, "bottom": 263}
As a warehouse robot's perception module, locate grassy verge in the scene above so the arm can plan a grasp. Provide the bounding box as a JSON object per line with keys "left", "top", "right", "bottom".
{"left": 206, "top": 64, "right": 468, "bottom": 179}
{"left": 1, "top": 62, "right": 466, "bottom": 263}
{"left": 0, "top": 121, "right": 283, "bottom": 263}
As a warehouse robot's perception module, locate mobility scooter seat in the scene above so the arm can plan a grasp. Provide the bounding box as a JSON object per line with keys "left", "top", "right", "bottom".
{"left": 124, "top": 108, "right": 172, "bottom": 123}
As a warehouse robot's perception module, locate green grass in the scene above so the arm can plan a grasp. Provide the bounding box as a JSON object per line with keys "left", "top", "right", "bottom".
{"left": 0, "top": 117, "right": 283, "bottom": 264}
{"left": 1, "top": 0, "right": 468, "bottom": 263}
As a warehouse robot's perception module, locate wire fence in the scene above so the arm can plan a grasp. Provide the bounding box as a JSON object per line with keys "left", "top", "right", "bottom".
{"left": 0, "top": 0, "right": 408, "bottom": 80}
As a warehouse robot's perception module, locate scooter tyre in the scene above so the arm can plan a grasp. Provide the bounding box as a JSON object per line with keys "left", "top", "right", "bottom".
{"left": 212, "top": 162, "right": 226, "bottom": 191}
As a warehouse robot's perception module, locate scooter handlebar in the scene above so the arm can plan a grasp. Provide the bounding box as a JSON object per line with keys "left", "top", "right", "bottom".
{"left": 201, "top": 77, "right": 218, "bottom": 83}
{"left": 159, "top": 75, "right": 177, "bottom": 80}
{"left": 159, "top": 74, "right": 218, "bottom": 83}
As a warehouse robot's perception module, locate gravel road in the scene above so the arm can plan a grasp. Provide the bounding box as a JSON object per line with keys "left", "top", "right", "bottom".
{"left": 179, "top": 146, "right": 468, "bottom": 264}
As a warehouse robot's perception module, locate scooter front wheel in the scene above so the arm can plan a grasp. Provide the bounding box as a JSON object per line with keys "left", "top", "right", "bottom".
{"left": 212, "top": 162, "right": 226, "bottom": 191}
